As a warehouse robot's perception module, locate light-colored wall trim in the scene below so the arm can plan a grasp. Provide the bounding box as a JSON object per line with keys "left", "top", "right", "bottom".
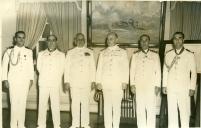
{"left": 164, "top": 1, "right": 170, "bottom": 40}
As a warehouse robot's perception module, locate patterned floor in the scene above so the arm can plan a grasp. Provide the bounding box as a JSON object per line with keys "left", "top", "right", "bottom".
{"left": 3, "top": 109, "right": 141, "bottom": 128}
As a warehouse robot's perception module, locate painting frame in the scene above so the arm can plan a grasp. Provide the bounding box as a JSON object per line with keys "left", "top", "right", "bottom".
{"left": 87, "top": 1, "right": 167, "bottom": 48}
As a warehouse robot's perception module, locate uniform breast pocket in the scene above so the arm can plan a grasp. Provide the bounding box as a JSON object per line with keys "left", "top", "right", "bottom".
{"left": 135, "top": 56, "right": 142, "bottom": 65}
{"left": 178, "top": 58, "right": 188, "bottom": 70}
{"left": 147, "top": 58, "right": 155, "bottom": 64}
{"left": 84, "top": 56, "right": 90, "bottom": 64}
{"left": 71, "top": 56, "right": 80, "bottom": 64}
{"left": 113, "top": 53, "right": 122, "bottom": 60}
{"left": 135, "top": 59, "right": 141, "bottom": 66}
{"left": 102, "top": 56, "right": 110, "bottom": 63}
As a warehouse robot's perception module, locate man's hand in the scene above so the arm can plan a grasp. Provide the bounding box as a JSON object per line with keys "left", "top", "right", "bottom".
{"left": 3, "top": 80, "right": 9, "bottom": 89}
{"left": 63, "top": 83, "right": 70, "bottom": 93}
{"left": 130, "top": 85, "right": 136, "bottom": 94}
{"left": 122, "top": 83, "right": 127, "bottom": 90}
{"left": 155, "top": 86, "right": 160, "bottom": 96}
{"left": 162, "top": 87, "right": 167, "bottom": 94}
{"left": 29, "top": 80, "right": 33, "bottom": 90}
{"left": 96, "top": 83, "right": 102, "bottom": 90}
{"left": 189, "top": 89, "right": 195, "bottom": 96}
{"left": 91, "top": 82, "right": 96, "bottom": 91}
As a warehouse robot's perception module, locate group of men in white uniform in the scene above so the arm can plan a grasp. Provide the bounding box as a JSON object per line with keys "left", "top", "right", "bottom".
{"left": 2, "top": 31, "right": 197, "bottom": 128}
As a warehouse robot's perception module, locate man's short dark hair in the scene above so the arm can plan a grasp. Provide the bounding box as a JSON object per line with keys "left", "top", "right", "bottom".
{"left": 107, "top": 32, "right": 118, "bottom": 38}
{"left": 75, "top": 33, "right": 85, "bottom": 40}
{"left": 172, "top": 32, "right": 185, "bottom": 39}
{"left": 47, "top": 35, "right": 58, "bottom": 41}
{"left": 15, "top": 31, "right": 25, "bottom": 37}
{"left": 139, "top": 34, "right": 150, "bottom": 41}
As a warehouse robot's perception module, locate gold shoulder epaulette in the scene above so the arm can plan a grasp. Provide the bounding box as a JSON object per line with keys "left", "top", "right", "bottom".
{"left": 57, "top": 49, "right": 63, "bottom": 53}
{"left": 7, "top": 46, "right": 14, "bottom": 49}
{"left": 25, "top": 46, "right": 31, "bottom": 49}
{"left": 39, "top": 50, "right": 45, "bottom": 53}
{"left": 100, "top": 48, "right": 106, "bottom": 51}
{"left": 68, "top": 47, "right": 74, "bottom": 51}
{"left": 119, "top": 47, "right": 126, "bottom": 50}
{"left": 185, "top": 49, "right": 194, "bottom": 54}
{"left": 150, "top": 49, "right": 158, "bottom": 53}
{"left": 66, "top": 48, "right": 72, "bottom": 54}
{"left": 165, "top": 49, "right": 174, "bottom": 54}
{"left": 133, "top": 50, "right": 140, "bottom": 54}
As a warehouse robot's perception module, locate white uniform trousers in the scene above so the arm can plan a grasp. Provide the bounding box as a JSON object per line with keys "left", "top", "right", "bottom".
{"left": 136, "top": 88, "right": 156, "bottom": 128}
{"left": 37, "top": 86, "right": 61, "bottom": 128}
{"left": 9, "top": 81, "right": 29, "bottom": 128}
{"left": 70, "top": 87, "right": 90, "bottom": 128}
{"left": 167, "top": 92, "right": 189, "bottom": 128}
{"left": 103, "top": 88, "right": 123, "bottom": 128}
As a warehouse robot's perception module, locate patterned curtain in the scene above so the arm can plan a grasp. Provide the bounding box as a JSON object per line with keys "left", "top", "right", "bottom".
{"left": 16, "top": 3, "right": 47, "bottom": 49}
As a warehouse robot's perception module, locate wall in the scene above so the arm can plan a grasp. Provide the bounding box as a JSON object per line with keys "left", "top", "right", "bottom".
{"left": 1, "top": 0, "right": 17, "bottom": 109}
{"left": 1, "top": 0, "right": 16, "bottom": 53}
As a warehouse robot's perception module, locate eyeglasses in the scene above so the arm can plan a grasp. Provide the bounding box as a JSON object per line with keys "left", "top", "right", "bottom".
{"left": 76, "top": 39, "right": 84, "bottom": 41}
{"left": 16, "top": 36, "right": 25, "bottom": 39}
{"left": 47, "top": 39, "right": 57, "bottom": 42}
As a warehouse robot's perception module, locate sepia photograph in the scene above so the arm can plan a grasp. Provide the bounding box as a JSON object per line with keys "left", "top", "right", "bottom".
{"left": 0, "top": 0, "right": 200, "bottom": 128}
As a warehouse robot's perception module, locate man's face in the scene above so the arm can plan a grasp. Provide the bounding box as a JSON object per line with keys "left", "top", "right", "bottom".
{"left": 76, "top": 34, "right": 85, "bottom": 47}
{"left": 47, "top": 36, "right": 57, "bottom": 51}
{"left": 15, "top": 33, "right": 25, "bottom": 47}
{"left": 139, "top": 36, "right": 149, "bottom": 50}
{"left": 173, "top": 34, "right": 184, "bottom": 49}
{"left": 107, "top": 34, "right": 117, "bottom": 47}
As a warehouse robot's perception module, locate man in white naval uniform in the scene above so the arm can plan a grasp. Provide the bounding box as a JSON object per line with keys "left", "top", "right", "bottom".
{"left": 130, "top": 34, "right": 161, "bottom": 128}
{"left": 37, "top": 35, "right": 65, "bottom": 128}
{"left": 96, "top": 32, "right": 129, "bottom": 128}
{"left": 2, "top": 31, "right": 34, "bottom": 128}
{"left": 64, "top": 33, "right": 96, "bottom": 128}
{"left": 163, "top": 32, "right": 197, "bottom": 128}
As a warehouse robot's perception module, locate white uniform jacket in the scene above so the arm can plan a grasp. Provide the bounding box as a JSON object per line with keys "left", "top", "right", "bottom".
{"left": 37, "top": 49, "right": 65, "bottom": 87}
{"left": 2, "top": 46, "right": 34, "bottom": 84}
{"left": 163, "top": 48, "right": 197, "bottom": 93}
{"left": 96, "top": 45, "right": 129, "bottom": 90}
{"left": 130, "top": 50, "right": 161, "bottom": 90}
{"left": 64, "top": 47, "right": 96, "bottom": 88}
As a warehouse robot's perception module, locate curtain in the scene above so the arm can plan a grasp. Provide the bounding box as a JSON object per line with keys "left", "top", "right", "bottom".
{"left": 43, "top": 2, "right": 81, "bottom": 53}
{"left": 16, "top": 3, "right": 47, "bottom": 49}
{"left": 170, "top": 2, "right": 201, "bottom": 40}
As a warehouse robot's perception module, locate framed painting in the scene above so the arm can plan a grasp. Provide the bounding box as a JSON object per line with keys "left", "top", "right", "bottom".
{"left": 87, "top": 1, "right": 166, "bottom": 47}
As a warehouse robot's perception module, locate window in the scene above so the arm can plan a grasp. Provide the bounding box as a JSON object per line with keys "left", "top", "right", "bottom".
{"left": 33, "top": 22, "right": 52, "bottom": 60}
